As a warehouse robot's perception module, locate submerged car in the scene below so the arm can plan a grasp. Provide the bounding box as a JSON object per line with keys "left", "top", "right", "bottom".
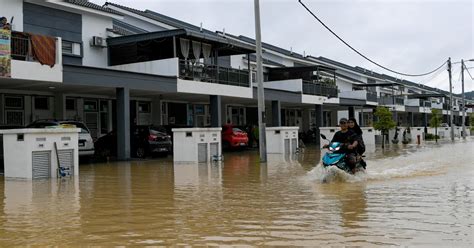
{"left": 94, "top": 125, "right": 172, "bottom": 158}
{"left": 26, "top": 120, "right": 95, "bottom": 157}
{"left": 222, "top": 125, "right": 249, "bottom": 149}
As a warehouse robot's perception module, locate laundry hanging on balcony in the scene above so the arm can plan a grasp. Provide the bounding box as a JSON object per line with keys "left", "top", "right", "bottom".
{"left": 179, "top": 38, "right": 190, "bottom": 60}
{"left": 202, "top": 43, "right": 212, "bottom": 61}
{"left": 192, "top": 40, "right": 201, "bottom": 61}
{"left": 30, "top": 34, "right": 56, "bottom": 67}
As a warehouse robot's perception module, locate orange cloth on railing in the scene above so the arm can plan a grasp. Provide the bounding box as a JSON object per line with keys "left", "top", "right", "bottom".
{"left": 30, "top": 34, "right": 56, "bottom": 67}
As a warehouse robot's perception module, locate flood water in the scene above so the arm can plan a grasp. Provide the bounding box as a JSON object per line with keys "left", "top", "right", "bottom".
{"left": 0, "top": 139, "right": 473, "bottom": 246}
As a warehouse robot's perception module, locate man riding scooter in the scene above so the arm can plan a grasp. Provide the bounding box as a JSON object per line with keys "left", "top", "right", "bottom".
{"left": 323, "top": 118, "right": 359, "bottom": 172}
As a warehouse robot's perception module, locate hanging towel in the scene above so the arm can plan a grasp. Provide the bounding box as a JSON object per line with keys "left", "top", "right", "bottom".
{"left": 30, "top": 34, "right": 56, "bottom": 67}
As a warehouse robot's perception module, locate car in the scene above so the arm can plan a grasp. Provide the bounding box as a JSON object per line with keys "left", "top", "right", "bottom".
{"left": 440, "top": 123, "right": 449, "bottom": 127}
{"left": 0, "top": 125, "right": 24, "bottom": 173}
{"left": 26, "top": 120, "right": 95, "bottom": 157}
{"left": 222, "top": 125, "right": 249, "bottom": 149}
{"left": 94, "top": 125, "right": 172, "bottom": 158}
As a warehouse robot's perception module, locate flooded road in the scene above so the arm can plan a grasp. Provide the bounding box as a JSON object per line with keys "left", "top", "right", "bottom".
{"left": 0, "top": 139, "right": 472, "bottom": 246}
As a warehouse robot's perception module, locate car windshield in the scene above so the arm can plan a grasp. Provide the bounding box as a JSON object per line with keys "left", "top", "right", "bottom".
{"left": 233, "top": 128, "right": 243, "bottom": 132}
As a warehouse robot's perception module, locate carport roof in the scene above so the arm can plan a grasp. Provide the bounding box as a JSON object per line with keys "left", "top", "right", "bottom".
{"left": 107, "top": 28, "right": 255, "bottom": 56}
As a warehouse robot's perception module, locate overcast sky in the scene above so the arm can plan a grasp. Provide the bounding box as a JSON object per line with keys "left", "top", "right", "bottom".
{"left": 90, "top": 0, "right": 473, "bottom": 93}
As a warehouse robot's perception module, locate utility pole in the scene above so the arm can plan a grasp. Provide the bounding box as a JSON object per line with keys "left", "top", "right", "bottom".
{"left": 461, "top": 59, "right": 466, "bottom": 139}
{"left": 448, "top": 57, "right": 454, "bottom": 141}
{"left": 254, "top": 0, "right": 267, "bottom": 162}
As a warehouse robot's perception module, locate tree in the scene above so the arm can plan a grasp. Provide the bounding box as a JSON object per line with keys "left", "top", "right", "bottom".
{"left": 373, "top": 106, "right": 396, "bottom": 148}
{"left": 430, "top": 109, "right": 442, "bottom": 143}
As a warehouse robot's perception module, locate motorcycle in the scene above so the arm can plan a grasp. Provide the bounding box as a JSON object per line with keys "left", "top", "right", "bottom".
{"left": 320, "top": 134, "right": 366, "bottom": 174}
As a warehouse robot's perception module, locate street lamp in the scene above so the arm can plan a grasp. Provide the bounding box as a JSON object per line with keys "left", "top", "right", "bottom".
{"left": 254, "top": 0, "right": 267, "bottom": 162}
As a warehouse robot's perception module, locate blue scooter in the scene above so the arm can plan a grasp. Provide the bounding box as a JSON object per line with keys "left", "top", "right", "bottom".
{"left": 320, "top": 134, "right": 366, "bottom": 174}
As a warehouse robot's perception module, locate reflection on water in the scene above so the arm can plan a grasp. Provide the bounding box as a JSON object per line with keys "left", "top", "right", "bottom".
{"left": 0, "top": 139, "right": 473, "bottom": 246}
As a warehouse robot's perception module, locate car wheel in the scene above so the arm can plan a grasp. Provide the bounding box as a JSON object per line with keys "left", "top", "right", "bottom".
{"left": 135, "top": 146, "right": 146, "bottom": 158}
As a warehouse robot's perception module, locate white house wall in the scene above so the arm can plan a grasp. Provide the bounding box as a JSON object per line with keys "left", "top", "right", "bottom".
{"left": 177, "top": 79, "right": 253, "bottom": 98}
{"left": 81, "top": 14, "right": 113, "bottom": 68}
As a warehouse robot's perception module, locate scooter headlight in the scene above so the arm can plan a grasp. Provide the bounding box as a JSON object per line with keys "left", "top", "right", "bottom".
{"left": 334, "top": 146, "right": 340, "bottom": 151}
{"left": 329, "top": 146, "right": 334, "bottom": 151}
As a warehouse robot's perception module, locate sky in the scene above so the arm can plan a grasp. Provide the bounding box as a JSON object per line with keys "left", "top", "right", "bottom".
{"left": 89, "top": 0, "right": 474, "bottom": 93}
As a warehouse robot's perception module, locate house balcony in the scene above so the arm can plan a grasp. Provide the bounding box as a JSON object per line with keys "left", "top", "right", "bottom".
{"left": 262, "top": 65, "right": 339, "bottom": 104}
{"left": 7, "top": 31, "right": 62, "bottom": 82}
{"left": 405, "top": 99, "right": 431, "bottom": 113}
{"left": 109, "top": 58, "right": 253, "bottom": 98}
{"left": 339, "top": 90, "right": 377, "bottom": 103}
{"left": 378, "top": 96, "right": 405, "bottom": 111}
{"left": 106, "top": 29, "right": 255, "bottom": 98}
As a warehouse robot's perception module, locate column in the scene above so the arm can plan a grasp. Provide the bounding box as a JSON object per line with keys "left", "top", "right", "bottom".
{"left": 348, "top": 106, "right": 355, "bottom": 119}
{"left": 315, "top": 104, "right": 323, "bottom": 146}
{"left": 423, "top": 112, "right": 428, "bottom": 134}
{"left": 271, "top": 100, "right": 281, "bottom": 127}
{"left": 408, "top": 112, "right": 414, "bottom": 127}
{"left": 210, "top": 95, "right": 221, "bottom": 127}
{"left": 53, "top": 93, "right": 65, "bottom": 120}
{"left": 116, "top": 87, "right": 130, "bottom": 160}
{"left": 151, "top": 96, "right": 162, "bottom": 126}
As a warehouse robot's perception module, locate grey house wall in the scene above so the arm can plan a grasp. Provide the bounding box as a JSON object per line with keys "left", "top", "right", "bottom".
{"left": 23, "top": 2, "right": 83, "bottom": 65}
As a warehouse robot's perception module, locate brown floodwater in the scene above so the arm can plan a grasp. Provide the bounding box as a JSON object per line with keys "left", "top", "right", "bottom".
{"left": 0, "top": 139, "right": 473, "bottom": 246}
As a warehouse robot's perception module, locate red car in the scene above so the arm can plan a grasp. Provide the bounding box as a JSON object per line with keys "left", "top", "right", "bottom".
{"left": 222, "top": 125, "right": 249, "bottom": 149}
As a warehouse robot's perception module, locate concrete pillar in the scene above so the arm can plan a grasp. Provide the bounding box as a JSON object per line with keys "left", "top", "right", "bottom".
{"left": 116, "top": 87, "right": 130, "bottom": 160}
{"left": 271, "top": 100, "right": 281, "bottom": 127}
{"left": 408, "top": 112, "right": 414, "bottom": 127}
{"left": 423, "top": 112, "right": 428, "bottom": 134}
{"left": 302, "top": 108, "right": 310, "bottom": 132}
{"left": 54, "top": 93, "right": 65, "bottom": 120}
{"left": 210, "top": 95, "right": 221, "bottom": 127}
{"left": 315, "top": 104, "right": 323, "bottom": 146}
{"left": 348, "top": 106, "right": 355, "bottom": 119}
{"left": 151, "top": 96, "right": 162, "bottom": 126}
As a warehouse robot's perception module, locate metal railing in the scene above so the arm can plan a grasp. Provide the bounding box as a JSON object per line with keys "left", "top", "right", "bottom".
{"left": 302, "top": 81, "right": 338, "bottom": 98}
{"left": 11, "top": 34, "right": 33, "bottom": 61}
{"left": 378, "top": 96, "right": 404, "bottom": 105}
{"left": 422, "top": 100, "right": 431, "bottom": 108}
{"left": 366, "top": 91, "right": 378, "bottom": 102}
{"left": 178, "top": 60, "right": 250, "bottom": 87}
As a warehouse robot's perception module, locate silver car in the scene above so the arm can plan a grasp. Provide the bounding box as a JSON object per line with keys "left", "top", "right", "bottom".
{"left": 26, "top": 120, "right": 94, "bottom": 157}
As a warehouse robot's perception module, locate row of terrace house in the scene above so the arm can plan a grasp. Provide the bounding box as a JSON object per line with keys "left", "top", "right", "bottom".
{"left": 0, "top": 0, "right": 472, "bottom": 159}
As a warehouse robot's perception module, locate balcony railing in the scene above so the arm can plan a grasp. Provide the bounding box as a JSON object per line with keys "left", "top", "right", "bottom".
{"left": 179, "top": 60, "right": 249, "bottom": 87}
{"left": 367, "top": 91, "right": 378, "bottom": 102}
{"left": 11, "top": 33, "right": 33, "bottom": 61}
{"left": 378, "top": 96, "right": 404, "bottom": 105}
{"left": 302, "top": 81, "right": 338, "bottom": 98}
{"left": 422, "top": 101, "right": 431, "bottom": 108}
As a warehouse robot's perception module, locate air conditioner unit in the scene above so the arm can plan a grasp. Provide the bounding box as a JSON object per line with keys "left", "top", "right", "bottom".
{"left": 91, "top": 36, "right": 106, "bottom": 47}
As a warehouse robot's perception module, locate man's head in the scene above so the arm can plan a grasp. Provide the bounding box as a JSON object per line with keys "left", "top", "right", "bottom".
{"left": 339, "top": 118, "right": 348, "bottom": 131}
{"left": 0, "top": 17, "right": 7, "bottom": 25}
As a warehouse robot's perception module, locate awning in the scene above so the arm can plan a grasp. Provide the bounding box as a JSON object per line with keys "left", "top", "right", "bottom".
{"left": 107, "top": 29, "right": 255, "bottom": 66}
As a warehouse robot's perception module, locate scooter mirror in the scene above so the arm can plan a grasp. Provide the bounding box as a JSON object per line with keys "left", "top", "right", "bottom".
{"left": 320, "top": 134, "right": 327, "bottom": 140}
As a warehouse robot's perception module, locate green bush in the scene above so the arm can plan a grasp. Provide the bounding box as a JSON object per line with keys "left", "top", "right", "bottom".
{"left": 425, "top": 133, "right": 440, "bottom": 140}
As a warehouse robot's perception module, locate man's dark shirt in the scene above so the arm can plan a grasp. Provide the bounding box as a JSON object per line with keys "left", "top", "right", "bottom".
{"left": 331, "top": 129, "right": 355, "bottom": 144}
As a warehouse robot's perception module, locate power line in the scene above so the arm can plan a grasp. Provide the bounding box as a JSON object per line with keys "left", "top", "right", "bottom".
{"left": 298, "top": 0, "right": 447, "bottom": 77}
{"left": 464, "top": 64, "right": 474, "bottom": 80}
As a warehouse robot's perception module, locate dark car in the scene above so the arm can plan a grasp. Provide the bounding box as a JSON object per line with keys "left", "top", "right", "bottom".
{"left": 0, "top": 125, "right": 24, "bottom": 173}
{"left": 95, "top": 125, "right": 172, "bottom": 158}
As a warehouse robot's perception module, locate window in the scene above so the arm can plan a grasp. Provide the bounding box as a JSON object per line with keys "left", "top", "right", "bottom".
{"left": 66, "top": 98, "right": 76, "bottom": 111}
{"left": 62, "top": 40, "right": 81, "bottom": 56}
{"left": 84, "top": 100, "right": 97, "bottom": 111}
{"left": 5, "top": 96, "right": 23, "bottom": 109}
{"left": 34, "top": 96, "right": 49, "bottom": 110}
{"left": 138, "top": 102, "right": 150, "bottom": 113}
